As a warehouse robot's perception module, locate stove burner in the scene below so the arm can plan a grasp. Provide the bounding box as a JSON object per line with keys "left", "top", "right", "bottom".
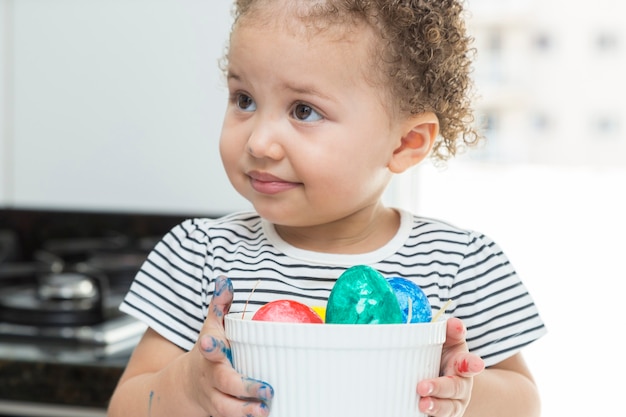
{"left": 0, "top": 286, "right": 104, "bottom": 326}
{"left": 0, "top": 250, "right": 118, "bottom": 326}
{"left": 38, "top": 272, "right": 99, "bottom": 300}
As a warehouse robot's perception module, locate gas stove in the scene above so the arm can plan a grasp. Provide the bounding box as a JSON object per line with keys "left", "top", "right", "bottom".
{"left": 0, "top": 233, "right": 155, "bottom": 358}
{"left": 5, "top": 210, "right": 202, "bottom": 360}
{"left": 0, "top": 209, "right": 204, "bottom": 360}
{"left": 0, "top": 209, "right": 209, "bottom": 416}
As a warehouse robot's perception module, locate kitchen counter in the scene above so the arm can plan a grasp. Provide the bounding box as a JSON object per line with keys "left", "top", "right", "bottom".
{"left": 0, "top": 339, "right": 133, "bottom": 413}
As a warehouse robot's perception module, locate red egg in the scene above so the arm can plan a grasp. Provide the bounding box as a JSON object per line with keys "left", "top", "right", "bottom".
{"left": 252, "top": 300, "right": 324, "bottom": 323}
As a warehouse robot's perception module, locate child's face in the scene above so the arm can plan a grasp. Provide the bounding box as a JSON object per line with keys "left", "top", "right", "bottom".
{"left": 219, "top": 15, "right": 406, "bottom": 228}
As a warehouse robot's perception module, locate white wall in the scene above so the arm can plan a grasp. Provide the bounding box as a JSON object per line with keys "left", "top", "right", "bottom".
{"left": 400, "top": 160, "right": 625, "bottom": 417}
{"left": 3, "top": 0, "right": 250, "bottom": 215}
{"left": 0, "top": 0, "right": 9, "bottom": 205}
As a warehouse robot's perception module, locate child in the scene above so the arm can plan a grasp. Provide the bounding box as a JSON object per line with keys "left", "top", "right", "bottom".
{"left": 108, "top": 1, "right": 546, "bottom": 416}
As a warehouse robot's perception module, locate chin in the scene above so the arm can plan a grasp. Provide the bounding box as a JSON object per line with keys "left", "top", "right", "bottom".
{"left": 253, "top": 206, "right": 289, "bottom": 223}
{"left": 252, "top": 205, "right": 305, "bottom": 226}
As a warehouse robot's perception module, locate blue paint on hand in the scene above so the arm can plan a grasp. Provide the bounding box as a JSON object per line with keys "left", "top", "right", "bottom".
{"left": 211, "top": 275, "right": 234, "bottom": 319}
{"left": 242, "top": 376, "right": 274, "bottom": 407}
{"left": 214, "top": 275, "right": 233, "bottom": 296}
{"left": 258, "top": 382, "right": 274, "bottom": 404}
{"left": 204, "top": 335, "right": 233, "bottom": 364}
{"left": 148, "top": 390, "right": 154, "bottom": 416}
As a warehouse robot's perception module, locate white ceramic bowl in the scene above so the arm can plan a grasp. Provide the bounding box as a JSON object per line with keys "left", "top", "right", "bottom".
{"left": 225, "top": 312, "right": 446, "bottom": 417}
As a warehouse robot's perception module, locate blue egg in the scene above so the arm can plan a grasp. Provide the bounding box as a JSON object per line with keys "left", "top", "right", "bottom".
{"left": 386, "top": 277, "right": 432, "bottom": 323}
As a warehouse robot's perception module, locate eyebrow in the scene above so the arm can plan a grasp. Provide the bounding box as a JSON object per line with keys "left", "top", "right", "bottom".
{"left": 284, "top": 83, "right": 335, "bottom": 102}
{"left": 226, "top": 71, "right": 242, "bottom": 83}
{"left": 227, "top": 70, "right": 336, "bottom": 102}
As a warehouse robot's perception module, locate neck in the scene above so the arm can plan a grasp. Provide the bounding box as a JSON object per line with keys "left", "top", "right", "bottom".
{"left": 273, "top": 205, "right": 400, "bottom": 254}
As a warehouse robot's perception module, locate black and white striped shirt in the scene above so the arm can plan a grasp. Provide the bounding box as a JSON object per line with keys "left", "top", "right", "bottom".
{"left": 120, "top": 209, "right": 546, "bottom": 366}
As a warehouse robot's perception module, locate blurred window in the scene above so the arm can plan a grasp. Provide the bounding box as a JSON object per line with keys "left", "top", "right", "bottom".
{"left": 532, "top": 31, "right": 553, "bottom": 52}
{"left": 594, "top": 31, "right": 619, "bottom": 52}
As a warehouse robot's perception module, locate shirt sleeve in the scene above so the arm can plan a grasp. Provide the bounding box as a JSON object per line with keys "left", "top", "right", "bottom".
{"left": 119, "top": 218, "right": 214, "bottom": 351}
{"left": 449, "top": 231, "right": 547, "bottom": 367}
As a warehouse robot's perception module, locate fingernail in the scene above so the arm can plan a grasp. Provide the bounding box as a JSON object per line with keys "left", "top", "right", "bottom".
{"left": 214, "top": 275, "right": 233, "bottom": 295}
{"left": 259, "top": 382, "right": 274, "bottom": 402}
{"left": 244, "top": 377, "right": 274, "bottom": 402}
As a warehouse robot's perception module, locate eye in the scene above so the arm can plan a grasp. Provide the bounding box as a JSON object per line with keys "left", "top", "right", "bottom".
{"left": 292, "top": 103, "right": 323, "bottom": 122}
{"left": 235, "top": 93, "right": 256, "bottom": 112}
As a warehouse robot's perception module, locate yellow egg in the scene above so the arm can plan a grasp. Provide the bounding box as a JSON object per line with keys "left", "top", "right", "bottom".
{"left": 311, "top": 306, "right": 326, "bottom": 322}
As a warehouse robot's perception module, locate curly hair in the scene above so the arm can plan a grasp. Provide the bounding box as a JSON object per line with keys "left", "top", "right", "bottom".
{"left": 229, "top": 0, "right": 480, "bottom": 161}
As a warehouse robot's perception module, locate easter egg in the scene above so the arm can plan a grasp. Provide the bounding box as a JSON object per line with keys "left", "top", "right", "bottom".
{"left": 386, "top": 277, "right": 432, "bottom": 323}
{"left": 311, "top": 306, "right": 327, "bottom": 322}
{"left": 326, "top": 265, "right": 404, "bottom": 324}
{"left": 252, "top": 299, "right": 323, "bottom": 323}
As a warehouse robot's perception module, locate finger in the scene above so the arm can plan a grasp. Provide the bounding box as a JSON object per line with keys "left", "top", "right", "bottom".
{"left": 199, "top": 334, "right": 233, "bottom": 364}
{"left": 442, "top": 352, "right": 484, "bottom": 377}
{"left": 199, "top": 276, "right": 275, "bottom": 408}
{"left": 204, "top": 275, "right": 234, "bottom": 331}
{"left": 417, "top": 374, "right": 470, "bottom": 415}
{"left": 211, "top": 373, "right": 275, "bottom": 411}
{"left": 198, "top": 276, "right": 234, "bottom": 364}
{"left": 209, "top": 384, "right": 272, "bottom": 417}
{"left": 417, "top": 376, "right": 468, "bottom": 401}
{"left": 417, "top": 354, "right": 483, "bottom": 403}
{"left": 196, "top": 344, "right": 274, "bottom": 415}
{"left": 418, "top": 395, "right": 465, "bottom": 417}
{"left": 443, "top": 317, "right": 467, "bottom": 348}
{"left": 238, "top": 376, "right": 274, "bottom": 405}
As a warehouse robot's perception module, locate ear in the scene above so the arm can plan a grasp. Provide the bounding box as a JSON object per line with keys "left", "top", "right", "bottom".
{"left": 388, "top": 112, "right": 439, "bottom": 174}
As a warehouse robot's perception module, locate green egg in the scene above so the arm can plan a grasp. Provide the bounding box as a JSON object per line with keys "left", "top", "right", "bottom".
{"left": 326, "top": 265, "right": 404, "bottom": 324}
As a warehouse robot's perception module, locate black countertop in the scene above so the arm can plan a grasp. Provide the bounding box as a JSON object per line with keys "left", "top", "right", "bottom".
{"left": 0, "top": 208, "right": 202, "bottom": 412}
{"left": 0, "top": 340, "right": 133, "bottom": 410}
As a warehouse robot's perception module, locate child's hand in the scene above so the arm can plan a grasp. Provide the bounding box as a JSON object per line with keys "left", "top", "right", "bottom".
{"left": 417, "top": 317, "right": 484, "bottom": 417}
{"left": 188, "top": 275, "right": 274, "bottom": 417}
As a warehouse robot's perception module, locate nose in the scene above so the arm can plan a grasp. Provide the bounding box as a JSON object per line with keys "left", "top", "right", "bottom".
{"left": 246, "top": 118, "right": 286, "bottom": 160}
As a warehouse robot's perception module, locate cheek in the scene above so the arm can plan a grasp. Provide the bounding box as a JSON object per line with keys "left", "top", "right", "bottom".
{"left": 219, "top": 135, "right": 244, "bottom": 189}
{"left": 324, "top": 144, "right": 390, "bottom": 176}
{"left": 218, "top": 133, "right": 227, "bottom": 157}
{"left": 219, "top": 126, "right": 244, "bottom": 166}
{"left": 218, "top": 137, "right": 232, "bottom": 170}
{"left": 316, "top": 145, "right": 393, "bottom": 199}
{"left": 301, "top": 157, "right": 371, "bottom": 199}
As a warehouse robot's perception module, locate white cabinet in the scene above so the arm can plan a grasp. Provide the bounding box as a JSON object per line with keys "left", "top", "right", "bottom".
{"left": 5, "top": 0, "right": 250, "bottom": 214}
{"left": 0, "top": 1, "right": 9, "bottom": 206}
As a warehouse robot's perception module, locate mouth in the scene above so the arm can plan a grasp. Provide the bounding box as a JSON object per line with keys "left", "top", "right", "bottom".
{"left": 247, "top": 171, "right": 301, "bottom": 195}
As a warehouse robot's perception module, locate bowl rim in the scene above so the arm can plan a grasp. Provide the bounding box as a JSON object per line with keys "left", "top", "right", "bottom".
{"left": 224, "top": 312, "right": 447, "bottom": 349}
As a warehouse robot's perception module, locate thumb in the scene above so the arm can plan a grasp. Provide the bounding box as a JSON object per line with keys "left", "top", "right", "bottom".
{"left": 443, "top": 317, "right": 467, "bottom": 348}
{"left": 205, "top": 275, "right": 234, "bottom": 329}
{"left": 198, "top": 275, "right": 234, "bottom": 363}
{"left": 444, "top": 352, "right": 485, "bottom": 377}
{"left": 441, "top": 318, "right": 485, "bottom": 377}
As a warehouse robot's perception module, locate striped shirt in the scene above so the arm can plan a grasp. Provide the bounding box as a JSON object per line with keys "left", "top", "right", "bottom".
{"left": 120, "top": 209, "right": 546, "bottom": 367}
